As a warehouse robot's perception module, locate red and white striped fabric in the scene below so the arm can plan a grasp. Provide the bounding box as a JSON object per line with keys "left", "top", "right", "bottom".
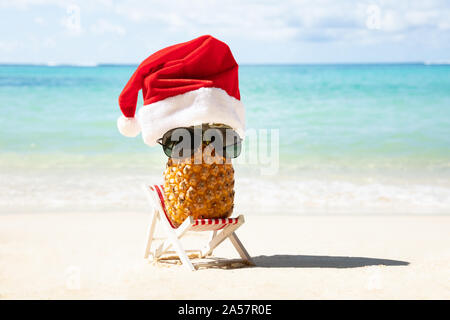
{"left": 150, "top": 185, "right": 239, "bottom": 230}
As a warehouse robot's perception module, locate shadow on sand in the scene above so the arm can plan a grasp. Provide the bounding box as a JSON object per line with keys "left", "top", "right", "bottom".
{"left": 252, "top": 254, "right": 409, "bottom": 269}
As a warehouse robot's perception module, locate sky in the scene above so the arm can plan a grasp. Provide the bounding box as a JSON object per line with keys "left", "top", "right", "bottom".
{"left": 1, "top": 0, "right": 450, "bottom": 64}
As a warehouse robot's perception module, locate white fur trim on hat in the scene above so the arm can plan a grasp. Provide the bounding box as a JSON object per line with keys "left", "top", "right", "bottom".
{"left": 137, "top": 87, "right": 245, "bottom": 146}
{"left": 117, "top": 115, "right": 141, "bottom": 137}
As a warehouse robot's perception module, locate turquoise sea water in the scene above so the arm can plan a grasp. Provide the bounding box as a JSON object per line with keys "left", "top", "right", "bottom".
{"left": 1, "top": 64, "right": 449, "bottom": 214}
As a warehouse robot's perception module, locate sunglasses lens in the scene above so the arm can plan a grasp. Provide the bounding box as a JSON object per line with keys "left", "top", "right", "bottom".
{"left": 161, "top": 128, "right": 199, "bottom": 159}
{"left": 161, "top": 130, "right": 180, "bottom": 158}
{"left": 162, "top": 144, "right": 173, "bottom": 158}
{"left": 224, "top": 141, "right": 242, "bottom": 158}
{"left": 162, "top": 129, "right": 181, "bottom": 145}
{"left": 222, "top": 128, "right": 241, "bottom": 159}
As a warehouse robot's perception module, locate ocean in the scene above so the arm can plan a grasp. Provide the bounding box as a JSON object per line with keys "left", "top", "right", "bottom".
{"left": 1, "top": 64, "right": 449, "bottom": 214}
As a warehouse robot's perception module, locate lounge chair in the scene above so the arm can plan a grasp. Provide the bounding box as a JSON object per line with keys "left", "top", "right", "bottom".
{"left": 143, "top": 184, "right": 254, "bottom": 271}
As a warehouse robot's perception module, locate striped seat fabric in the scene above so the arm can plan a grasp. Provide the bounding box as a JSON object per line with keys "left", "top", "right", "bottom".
{"left": 151, "top": 185, "right": 239, "bottom": 230}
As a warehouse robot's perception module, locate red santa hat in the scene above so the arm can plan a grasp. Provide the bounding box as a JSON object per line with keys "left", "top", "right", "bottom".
{"left": 117, "top": 35, "right": 245, "bottom": 146}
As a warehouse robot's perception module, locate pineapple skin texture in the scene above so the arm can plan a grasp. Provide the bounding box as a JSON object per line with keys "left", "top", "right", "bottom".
{"left": 163, "top": 156, "right": 235, "bottom": 227}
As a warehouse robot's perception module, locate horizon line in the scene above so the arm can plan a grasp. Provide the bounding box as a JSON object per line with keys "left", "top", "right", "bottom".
{"left": 0, "top": 61, "right": 449, "bottom": 67}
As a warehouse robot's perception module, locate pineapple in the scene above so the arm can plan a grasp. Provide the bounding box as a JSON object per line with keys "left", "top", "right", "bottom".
{"left": 163, "top": 136, "right": 235, "bottom": 227}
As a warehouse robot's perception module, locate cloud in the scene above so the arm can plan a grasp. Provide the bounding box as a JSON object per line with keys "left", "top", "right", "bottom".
{"left": 34, "top": 16, "right": 45, "bottom": 25}
{"left": 112, "top": 0, "right": 299, "bottom": 40}
{"left": 1, "top": 0, "right": 449, "bottom": 63}
{"left": 0, "top": 40, "right": 22, "bottom": 52}
{"left": 90, "top": 19, "right": 126, "bottom": 36}
{"left": 42, "top": 37, "right": 56, "bottom": 48}
{"left": 3, "top": 0, "right": 450, "bottom": 43}
{"left": 107, "top": 0, "right": 450, "bottom": 44}
{"left": 0, "top": 0, "right": 64, "bottom": 9}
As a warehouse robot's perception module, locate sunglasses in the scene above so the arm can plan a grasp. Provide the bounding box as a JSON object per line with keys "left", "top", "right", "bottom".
{"left": 157, "top": 126, "right": 242, "bottom": 159}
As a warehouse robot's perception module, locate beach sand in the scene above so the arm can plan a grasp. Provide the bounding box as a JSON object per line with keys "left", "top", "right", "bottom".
{"left": 0, "top": 213, "right": 449, "bottom": 299}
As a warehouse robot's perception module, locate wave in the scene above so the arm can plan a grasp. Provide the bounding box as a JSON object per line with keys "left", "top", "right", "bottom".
{"left": 45, "top": 61, "right": 99, "bottom": 67}
{"left": 424, "top": 60, "right": 450, "bottom": 65}
{"left": 1, "top": 168, "right": 449, "bottom": 215}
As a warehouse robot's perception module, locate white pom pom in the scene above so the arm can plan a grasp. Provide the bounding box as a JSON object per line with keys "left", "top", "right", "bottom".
{"left": 117, "top": 115, "right": 141, "bottom": 137}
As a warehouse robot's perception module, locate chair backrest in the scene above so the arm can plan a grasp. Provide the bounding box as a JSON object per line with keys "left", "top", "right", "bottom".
{"left": 150, "top": 184, "right": 177, "bottom": 228}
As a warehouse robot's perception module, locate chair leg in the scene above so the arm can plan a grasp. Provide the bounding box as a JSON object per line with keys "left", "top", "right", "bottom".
{"left": 201, "top": 224, "right": 238, "bottom": 258}
{"left": 144, "top": 209, "right": 158, "bottom": 259}
{"left": 229, "top": 232, "right": 254, "bottom": 265}
{"left": 204, "top": 231, "right": 217, "bottom": 257}
{"left": 158, "top": 216, "right": 196, "bottom": 271}
{"left": 154, "top": 217, "right": 192, "bottom": 258}
{"left": 168, "top": 234, "right": 196, "bottom": 271}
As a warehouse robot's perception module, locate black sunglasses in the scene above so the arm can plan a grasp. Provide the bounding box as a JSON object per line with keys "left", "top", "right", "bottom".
{"left": 157, "top": 126, "right": 242, "bottom": 159}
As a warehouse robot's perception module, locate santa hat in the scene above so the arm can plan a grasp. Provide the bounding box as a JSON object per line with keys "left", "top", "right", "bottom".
{"left": 117, "top": 35, "right": 245, "bottom": 146}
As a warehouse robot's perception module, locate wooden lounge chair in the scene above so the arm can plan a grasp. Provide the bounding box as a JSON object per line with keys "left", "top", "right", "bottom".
{"left": 143, "top": 184, "right": 254, "bottom": 271}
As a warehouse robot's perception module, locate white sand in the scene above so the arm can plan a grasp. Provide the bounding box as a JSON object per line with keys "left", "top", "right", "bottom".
{"left": 0, "top": 213, "right": 449, "bottom": 299}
